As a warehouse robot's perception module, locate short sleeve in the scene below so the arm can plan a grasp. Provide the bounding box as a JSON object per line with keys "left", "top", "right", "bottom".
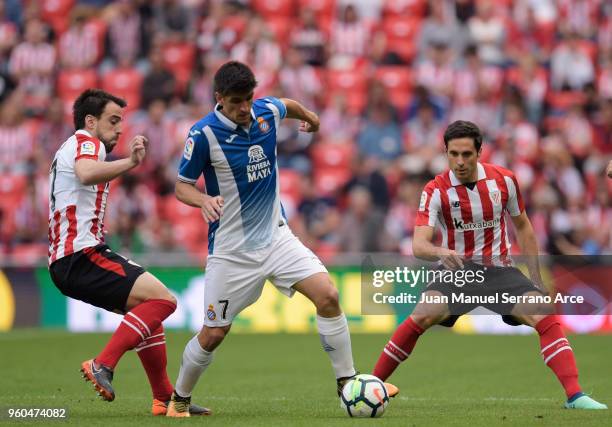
{"left": 504, "top": 174, "right": 524, "bottom": 217}
{"left": 75, "top": 135, "right": 101, "bottom": 161}
{"left": 177, "top": 127, "right": 209, "bottom": 184}
{"left": 415, "top": 181, "right": 440, "bottom": 227}
{"left": 263, "top": 97, "right": 287, "bottom": 120}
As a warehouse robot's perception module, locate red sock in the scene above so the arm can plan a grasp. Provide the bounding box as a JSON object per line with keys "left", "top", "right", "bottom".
{"left": 535, "top": 315, "right": 581, "bottom": 399}
{"left": 96, "top": 299, "right": 176, "bottom": 369}
{"left": 135, "top": 325, "right": 174, "bottom": 402}
{"left": 373, "top": 317, "right": 424, "bottom": 381}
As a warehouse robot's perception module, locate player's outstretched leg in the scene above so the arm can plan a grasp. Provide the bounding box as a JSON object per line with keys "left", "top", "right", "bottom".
{"left": 531, "top": 314, "right": 607, "bottom": 409}
{"left": 371, "top": 291, "right": 450, "bottom": 396}
{"left": 166, "top": 326, "right": 226, "bottom": 417}
{"left": 82, "top": 273, "right": 176, "bottom": 402}
{"left": 293, "top": 273, "right": 360, "bottom": 395}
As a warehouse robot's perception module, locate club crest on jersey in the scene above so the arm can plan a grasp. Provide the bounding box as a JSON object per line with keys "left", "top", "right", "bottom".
{"left": 184, "top": 137, "right": 194, "bottom": 160}
{"left": 257, "top": 116, "right": 270, "bottom": 133}
{"left": 207, "top": 304, "right": 216, "bottom": 321}
{"left": 247, "top": 145, "right": 271, "bottom": 182}
{"left": 489, "top": 190, "right": 501, "bottom": 205}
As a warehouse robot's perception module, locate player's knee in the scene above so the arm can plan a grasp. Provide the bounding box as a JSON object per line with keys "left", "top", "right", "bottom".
{"left": 410, "top": 312, "right": 440, "bottom": 330}
{"left": 198, "top": 327, "right": 228, "bottom": 351}
{"left": 315, "top": 285, "right": 339, "bottom": 313}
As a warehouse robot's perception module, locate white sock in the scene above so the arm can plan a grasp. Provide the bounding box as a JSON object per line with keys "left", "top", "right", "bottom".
{"left": 316, "top": 313, "right": 356, "bottom": 379}
{"left": 174, "top": 335, "right": 214, "bottom": 398}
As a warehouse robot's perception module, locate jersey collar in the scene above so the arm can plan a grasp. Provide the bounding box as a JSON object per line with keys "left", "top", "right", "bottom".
{"left": 449, "top": 162, "right": 486, "bottom": 186}
{"left": 213, "top": 103, "right": 256, "bottom": 132}
{"left": 75, "top": 129, "right": 94, "bottom": 138}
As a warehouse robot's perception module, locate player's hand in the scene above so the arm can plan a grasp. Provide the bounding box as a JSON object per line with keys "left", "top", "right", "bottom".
{"left": 607, "top": 160, "right": 612, "bottom": 178}
{"left": 436, "top": 248, "right": 464, "bottom": 269}
{"left": 129, "top": 135, "right": 148, "bottom": 166}
{"left": 299, "top": 111, "right": 320, "bottom": 133}
{"left": 201, "top": 195, "right": 224, "bottom": 222}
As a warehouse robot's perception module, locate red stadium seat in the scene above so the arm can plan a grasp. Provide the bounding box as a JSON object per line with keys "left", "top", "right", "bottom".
{"left": 298, "top": 0, "right": 336, "bottom": 22}
{"left": 383, "top": 16, "right": 421, "bottom": 63}
{"left": 161, "top": 42, "right": 196, "bottom": 95}
{"left": 374, "top": 67, "right": 413, "bottom": 110}
{"left": 264, "top": 17, "right": 292, "bottom": 46}
{"left": 313, "top": 168, "right": 351, "bottom": 196}
{"left": 326, "top": 68, "right": 368, "bottom": 113}
{"left": 0, "top": 175, "right": 26, "bottom": 210}
{"left": 382, "top": 0, "right": 426, "bottom": 18}
{"left": 279, "top": 168, "right": 303, "bottom": 205}
{"left": 252, "top": 0, "right": 295, "bottom": 19}
{"left": 101, "top": 67, "right": 144, "bottom": 112}
{"left": 546, "top": 91, "right": 586, "bottom": 110}
{"left": 310, "top": 141, "right": 354, "bottom": 171}
{"left": 57, "top": 69, "right": 98, "bottom": 104}
{"left": 41, "top": 0, "right": 75, "bottom": 34}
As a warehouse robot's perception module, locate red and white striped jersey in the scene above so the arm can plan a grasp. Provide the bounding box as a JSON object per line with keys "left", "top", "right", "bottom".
{"left": 416, "top": 163, "right": 524, "bottom": 265}
{"left": 48, "top": 130, "right": 109, "bottom": 265}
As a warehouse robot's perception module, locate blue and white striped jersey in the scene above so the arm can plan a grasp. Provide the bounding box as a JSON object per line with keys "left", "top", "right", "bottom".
{"left": 177, "top": 97, "right": 288, "bottom": 254}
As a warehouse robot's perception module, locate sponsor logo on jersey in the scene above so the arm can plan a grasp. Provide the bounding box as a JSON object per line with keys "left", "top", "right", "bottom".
{"left": 184, "top": 137, "right": 194, "bottom": 160}
{"left": 225, "top": 134, "right": 238, "bottom": 144}
{"left": 79, "top": 141, "right": 96, "bottom": 156}
{"left": 453, "top": 217, "right": 501, "bottom": 231}
{"left": 206, "top": 304, "right": 216, "bottom": 321}
{"left": 452, "top": 201, "right": 461, "bottom": 208}
{"left": 489, "top": 190, "right": 501, "bottom": 205}
{"left": 246, "top": 144, "right": 272, "bottom": 183}
{"left": 257, "top": 117, "right": 270, "bottom": 133}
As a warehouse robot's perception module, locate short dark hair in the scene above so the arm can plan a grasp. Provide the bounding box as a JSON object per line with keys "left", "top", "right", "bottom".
{"left": 443, "top": 120, "right": 483, "bottom": 151}
{"left": 72, "top": 89, "right": 127, "bottom": 130}
{"left": 213, "top": 61, "right": 257, "bottom": 96}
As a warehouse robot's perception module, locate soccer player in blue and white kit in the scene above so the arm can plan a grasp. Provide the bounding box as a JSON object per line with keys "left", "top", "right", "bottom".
{"left": 166, "top": 61, "right": 394, "bottom": 416}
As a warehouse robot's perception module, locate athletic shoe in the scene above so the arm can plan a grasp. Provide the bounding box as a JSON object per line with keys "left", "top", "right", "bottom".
{"left": 80, "top": 359, "right": 115, "bottom": 402}
{"left": 166, "top": 392, "right": 192, "bottom": 417}
{"left": 337, "top": 373, "right": 358, "bottom": 396}
{"left": 384, "top": 382, "right": 400, "bottom": 398}
{"left": 564, "top": 393, "right": 608, "bottom": 409}
{"left": 152, "top": 398, "right": 212, "bottom": 416}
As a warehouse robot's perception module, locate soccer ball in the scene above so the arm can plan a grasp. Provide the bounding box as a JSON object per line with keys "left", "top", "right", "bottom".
{"left": 339, "top": 374, "right": 390, "bottom": 418}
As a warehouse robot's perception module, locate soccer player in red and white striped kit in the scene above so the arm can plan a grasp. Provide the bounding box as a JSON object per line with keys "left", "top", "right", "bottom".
{"left": 48, "top": 89, "right": 208, "bottom": 415}
{"left": 372, "top": 120, "right": 607, "bottom": 410}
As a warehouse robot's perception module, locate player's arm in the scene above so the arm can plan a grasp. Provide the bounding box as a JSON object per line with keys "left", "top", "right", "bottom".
{"left": 413, "top": 225, "right": 464, "bottom": 269}
{"left": 75, "top": 136, "right": 146, "bottom": 185}
{"left": 511, "top": 211, "right": 545, "bottom": 290}
{"left": 175, "top": 181, "right": 224, "bottom": 222}
{"left": 280, "top": 97, "right": 319, "bottom": 133}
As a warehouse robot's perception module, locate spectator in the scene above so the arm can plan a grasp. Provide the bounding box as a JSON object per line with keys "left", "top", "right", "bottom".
{"left": 291, "top": 7, "right": 327, "bottom": 66}
{"left": 153, "top": 0, "right": 196, "bottom": 42}
{"left": 418, "top": 0, "right": 467, "bottom": 60}
{"left": 8, "top": 18, "right": 55, "bottom": 113}
{"left": 38, "top": 98, "right": 73, "bottom": 159}
{"left": 104, "top": 0, "right": 148, "bottom": 68}
{"left": 550, "top": 32, "right": 594, "bottom": 91}
{"left": 140, "top": 48, "right": 176, "bottom": 107}
{"left": 468, "top": 0, "right": 507, "bottom": 66}
{"left": 58, "top": 8, "right": 100, "bottom": 69}
{"left": 329, "top": 4, "right": 369, "bottom": 68}
{"left": 0, "top": 92, "right": 37, "bottom": 175}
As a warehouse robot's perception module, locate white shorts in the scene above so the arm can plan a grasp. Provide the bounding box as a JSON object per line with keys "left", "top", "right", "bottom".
{"left": 202, "top": 225, "right": 328, "bottom": 326}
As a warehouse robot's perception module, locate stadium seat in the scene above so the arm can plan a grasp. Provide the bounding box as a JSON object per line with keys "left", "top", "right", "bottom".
{"left": 374, "top": 66, "right": 413, "bottom": 110}
{"left": 101, "top": 67, "right": 144, "bottom": 112}
{"left": 298, "top": 0, "right": 336, "bottom": 22}
{"left": 252, "top": 0, "right": 295, "bottom": 19}
{"left": 279, "top": 168, "right": 303, "bottom": 206}
{"left": 57, "top": 69, "right": 98, "bottom": 110}
{"left": 263, "top": 17, "right": 292, "bottom": 47}
{"left": 313, "top": 168, "right": 351, "bottom": 196}
{"left": 546, "top": 91, "right": 586, "bottom": 111}
{"left": 310, "top": 141, "right": 354, "bottom": 171}
{"left": 383, "top": 16, "right": 421, "bottom": 63}
{"left": 382, "top": 0, "right": 426, "bottom": 18}
{"left": 41, "top": 0, "right": 75, "bottom": 34}
{"left": 326, "top": 69, "right": 368, "bottom": 113}
{"left": 161, "top": 42, "right": 196, "bottom": 95}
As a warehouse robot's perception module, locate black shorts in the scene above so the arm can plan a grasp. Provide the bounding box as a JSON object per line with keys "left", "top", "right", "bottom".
{"left": 49, "top": 244, "right": 146, "bottom": 313}
{"left": 426, "top": 262, "right": 545, "bottom": 327}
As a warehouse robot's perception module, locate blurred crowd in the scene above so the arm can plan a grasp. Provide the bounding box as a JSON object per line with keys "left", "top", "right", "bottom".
{"left": 0, "top": 0, "right": 611, "bottom": 265}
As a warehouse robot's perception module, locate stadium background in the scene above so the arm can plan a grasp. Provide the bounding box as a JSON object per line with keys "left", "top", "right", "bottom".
{"left": 0, "top": 0, "right": 611, "bottom": 335}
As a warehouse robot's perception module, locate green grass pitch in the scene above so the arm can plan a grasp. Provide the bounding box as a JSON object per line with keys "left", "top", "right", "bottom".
{"left": 0, "top": 330, "right": 610, "bottom": 426}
